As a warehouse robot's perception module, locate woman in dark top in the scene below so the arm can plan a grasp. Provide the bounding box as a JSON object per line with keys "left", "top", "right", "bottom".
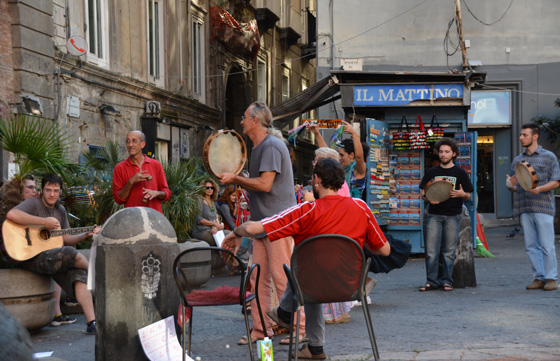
{"left": 216, "top": 185, "right": 238, "bottom": 230}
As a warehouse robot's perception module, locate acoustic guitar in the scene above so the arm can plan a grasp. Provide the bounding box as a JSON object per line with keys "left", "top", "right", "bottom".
{"left": 2, "top": 217, "right": 96, "bottom": 261}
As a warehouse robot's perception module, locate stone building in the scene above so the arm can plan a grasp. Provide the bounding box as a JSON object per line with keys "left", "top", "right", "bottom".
{"left": 0, "top": 0, "right": 317, "bottom": 181}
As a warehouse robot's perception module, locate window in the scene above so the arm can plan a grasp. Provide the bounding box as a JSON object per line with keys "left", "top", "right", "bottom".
{"left": 147, "top": 0, "right": 165, "bottom": 86}
{"left": 282, "top": 66, "right": 290, "bottom": 102}
{"left": 85, "top": 0, "right": 109, "bottom": 67}
{"left": 257, "top": 59, "right": 266, "bottom": 102}
{"left": 155, "top": 140, "right": 169, "bottom": 163}
{"left": 192, "top": 21, "right": 202, "bottom": 95}
{"left": 191, "top": 8, "right": 206, "bottom": 100}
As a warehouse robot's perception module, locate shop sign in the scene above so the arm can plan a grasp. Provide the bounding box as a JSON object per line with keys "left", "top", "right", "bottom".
{"left": 353, "top": 84, "right": 463, "bottom": 106}
{"left": 468, "top": 90, "right": 511, "bottom": 126}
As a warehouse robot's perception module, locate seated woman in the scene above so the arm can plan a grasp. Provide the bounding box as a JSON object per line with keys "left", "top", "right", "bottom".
{"left": 192, "top": 178, "right": 228, "bottom": 245}
{"left": 216, "top": 185, "right": 238, "bottom": 231}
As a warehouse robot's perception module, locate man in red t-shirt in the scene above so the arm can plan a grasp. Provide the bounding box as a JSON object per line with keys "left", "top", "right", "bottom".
{"left": 223, "top": 158, "right": 390, "bottom": 359}
{"left": 112, "top": 131, "right": 171, "bottom": 213}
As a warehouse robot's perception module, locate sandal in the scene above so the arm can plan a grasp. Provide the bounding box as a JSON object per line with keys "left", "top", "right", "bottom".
{"left": 279, "top": 334, "right": 308, "bottom": 345}
{"left": 418, "top": 283, "right": 438, "bottom": 292}
{"left": 443, "top": 283, "right": 454, "bottom": 291}
{"left": 238, "top": 334, "right": 262, "bottom": 345}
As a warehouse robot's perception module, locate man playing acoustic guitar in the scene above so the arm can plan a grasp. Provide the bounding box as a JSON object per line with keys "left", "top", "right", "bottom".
{"left": 6, "top": 173, "right": 100, "bottom": 334}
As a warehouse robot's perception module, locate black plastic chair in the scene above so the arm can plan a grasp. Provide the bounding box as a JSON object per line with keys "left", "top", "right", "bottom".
{"left": 283, "top": 234, "right": 380, "bottom": 361}
{"left": 173, "top": 246, "right": 267, "bottom": 361}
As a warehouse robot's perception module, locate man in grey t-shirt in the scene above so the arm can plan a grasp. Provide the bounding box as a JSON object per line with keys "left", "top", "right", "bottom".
{"left": 220, "top": 101, "right": 306, "bottom": 344}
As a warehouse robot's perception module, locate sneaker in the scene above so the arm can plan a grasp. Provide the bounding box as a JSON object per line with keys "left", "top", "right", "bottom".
{"left": 354, "top": 296, "right": 372, "bottom": 306}
{"left": 86, "top": 320, "right": 96, "bottom": 334}
{"left": 526, "top": 279, "right": 545, "bottom": 290}
{"left": 543, "top": 279, "right": 558, "bottom": 291}
{"left": 51, "top": 314, "right": 77, "bottom": 326}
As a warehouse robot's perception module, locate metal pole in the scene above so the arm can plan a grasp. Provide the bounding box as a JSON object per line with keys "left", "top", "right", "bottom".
{"left": 455, "top": 0, "right": 468, "bottom": 70}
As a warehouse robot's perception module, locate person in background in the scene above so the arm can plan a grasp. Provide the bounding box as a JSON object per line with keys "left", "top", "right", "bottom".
{"left": 507, "top": 123, "right": 559, "bottom": 291}
{"left": 309, "top": 125, "right": 377, "bottom": 296}
{"left": 217, "top": 185, "right": 240, "bottom": 231}
{"left": 419, "top": 137, "right": 473, "bottom": 292}
{"left": 309, "top": 121, "right": 368, "bottom": 198}
{"left": 192, "top": 178, "right": 227, "bottom": 246}
{"left": 112, "top": 130, "right": 171, "bottom": 213}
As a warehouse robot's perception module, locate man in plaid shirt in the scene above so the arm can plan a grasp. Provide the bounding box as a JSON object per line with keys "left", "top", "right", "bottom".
{"left": 507, "top": 123, "right": 560, "bottom": 291}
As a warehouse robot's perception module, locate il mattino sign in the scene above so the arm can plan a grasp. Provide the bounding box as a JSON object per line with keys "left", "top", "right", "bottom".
{"left": 353, "top": 84, "right": 463, "bottom": 106}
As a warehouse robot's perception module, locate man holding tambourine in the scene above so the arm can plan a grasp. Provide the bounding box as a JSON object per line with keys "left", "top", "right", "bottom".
{"left": 507, "top": 123, "right": 560, "bottom": 291}
{"left": 419, "top": 137, "right": 473, "bottom": 292}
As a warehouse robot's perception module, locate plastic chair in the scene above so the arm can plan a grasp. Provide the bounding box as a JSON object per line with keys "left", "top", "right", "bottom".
{"left": 283, "top": 234, "right": 380, "bottom": 361}
{"left": 173, "top": 246, "right": 267, "bottom": 361}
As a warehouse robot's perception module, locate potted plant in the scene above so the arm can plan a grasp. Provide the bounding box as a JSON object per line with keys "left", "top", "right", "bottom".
{"left": 0, "top": 113, "right": 79, "bottom": 332}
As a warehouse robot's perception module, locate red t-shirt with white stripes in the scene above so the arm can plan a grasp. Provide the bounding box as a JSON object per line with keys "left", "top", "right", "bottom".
{"left": 262, "top": 194, "right": 387, "bottom": 250}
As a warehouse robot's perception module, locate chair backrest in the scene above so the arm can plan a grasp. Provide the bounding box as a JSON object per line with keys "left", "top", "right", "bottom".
{"left": 290, "top": 234, "right": 368, "bottom": 304}
{"left": 173, "top": 246, "right": 246, "bottom": 307}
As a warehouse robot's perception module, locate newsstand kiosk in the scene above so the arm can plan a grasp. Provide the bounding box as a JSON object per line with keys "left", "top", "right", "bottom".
{"left": 333, "top": 71, "right": 484, "bottom": 253}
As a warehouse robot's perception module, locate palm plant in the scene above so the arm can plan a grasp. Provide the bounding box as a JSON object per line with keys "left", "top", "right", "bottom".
{"left": 0, "top": 113, "right": 79, "bottom": 181}
{"left": 0, "top": 114, "right": 84, "bottom": 261}
{"left": 70, "top": 141, "right": 124, "bottom": 226}
{"left": 162, "top": 157, "right": 206, "bottom": 241}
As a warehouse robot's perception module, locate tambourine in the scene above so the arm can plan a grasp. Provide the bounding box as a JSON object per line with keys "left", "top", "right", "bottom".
{"left": 202, "top": 130, "right": 247, "bottom": 179}
{"left": 515, "top": 160, "right": 538, "bottom": 191}
{"left": 424, "top": 179, "right": 453, "bottom": 203}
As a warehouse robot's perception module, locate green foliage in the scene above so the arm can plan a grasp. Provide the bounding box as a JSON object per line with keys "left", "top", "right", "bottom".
{"left": 63, "top": 141, "right": 124, "bottom": 235}
{"left": 0, "top": 113, "right": 79, "bottom": 181}
{"left": 162, "top": 157, "right": 207, "bottom": 241}
{"left": 532, "top": 98, "right": 560, "bottom": 156}
{"left": 532, "top": 98, "right": 560, "bottom": 195}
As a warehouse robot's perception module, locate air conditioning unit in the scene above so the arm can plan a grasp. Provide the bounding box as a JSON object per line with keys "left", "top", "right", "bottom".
{"left": 145, "top": 101, "right": 161, "bottom": 117}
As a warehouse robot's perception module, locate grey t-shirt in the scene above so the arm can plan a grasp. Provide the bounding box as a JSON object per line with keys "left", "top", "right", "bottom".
{"left": 14, "top": 197, "right": 70, "bottom": 229}
{"left": 192, "top": 199, "right": 218, "bottom": 239}
{"left": 248, "top": 134, "right": 296, "bottom": 227}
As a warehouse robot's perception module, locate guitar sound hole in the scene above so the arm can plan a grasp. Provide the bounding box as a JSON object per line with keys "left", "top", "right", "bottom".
{"left": 39, "top": 229, "right": 51, "bottom": 241}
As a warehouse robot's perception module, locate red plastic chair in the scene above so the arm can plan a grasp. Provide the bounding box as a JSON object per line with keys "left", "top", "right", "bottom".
{"left": 173, "top": 246, "right": 267, "bottom": 361}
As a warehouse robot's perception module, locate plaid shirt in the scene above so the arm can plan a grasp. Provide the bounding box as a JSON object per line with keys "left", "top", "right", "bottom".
{"left": 511, "top": 145, "right": 560, "bottom": 217}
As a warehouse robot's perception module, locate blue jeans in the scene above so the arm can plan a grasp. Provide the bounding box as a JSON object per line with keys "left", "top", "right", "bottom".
{"left": 425, "top": 214, "right": 462, "bottom": 286}
{"left": 520, "top": 213, "right": 558, "bottom": 281}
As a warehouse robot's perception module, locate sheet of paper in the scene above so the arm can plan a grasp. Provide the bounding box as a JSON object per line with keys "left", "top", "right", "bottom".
{"left": 33, "top": 351, "right": 53, "bottom": 359}
{"left": 213, "top": 230, "right": 225, "bottom": 248}
{"left": 87, "top": 238, "right": 97, "bottom": 291}
{"left": 138, "top": 316, "right": 194, "bottom": 361}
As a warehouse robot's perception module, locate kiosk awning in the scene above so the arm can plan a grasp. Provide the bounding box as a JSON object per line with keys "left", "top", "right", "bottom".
{"left": 271, "top": 75, "right": 340, "bottom": 129}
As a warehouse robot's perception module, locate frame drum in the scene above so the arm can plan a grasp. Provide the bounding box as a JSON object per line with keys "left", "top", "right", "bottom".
{"left": 424, "top": 179, "right": 453, "bottom": 203}
{"left": 202, "top": 130, "right": 247, "bottom": 179}
{"left": 515, "top": 160, "right": 538, "bottom": 191}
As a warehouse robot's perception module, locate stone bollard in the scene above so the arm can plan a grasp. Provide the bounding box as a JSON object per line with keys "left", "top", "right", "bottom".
{"left": 95, "top": 207, "right": 191, "bottom": 361}
{"left": 0, "top": 268, "right": 55, "bottom": 333}
{"left": 452, "top": 207, "right": 477, "bottom": 288}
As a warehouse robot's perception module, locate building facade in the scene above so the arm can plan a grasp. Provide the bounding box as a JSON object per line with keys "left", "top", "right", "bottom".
{"left": 315, "top": 0, "right": 560, "bottom": 218}
{"left": 0, "top": 0, "right": 317, "bottom": 182}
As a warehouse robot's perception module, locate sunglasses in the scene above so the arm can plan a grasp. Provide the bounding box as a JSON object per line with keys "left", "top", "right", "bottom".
{"left": 206, "top": 186, "right": 215, "bottom": 190}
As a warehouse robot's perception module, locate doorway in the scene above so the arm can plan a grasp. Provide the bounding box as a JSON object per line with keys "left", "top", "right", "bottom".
{"left": 477, "top": 134, "right": 494, "bottom": 213}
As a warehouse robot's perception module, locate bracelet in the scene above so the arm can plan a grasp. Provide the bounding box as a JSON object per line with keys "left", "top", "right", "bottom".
{"left": 233, "top": 228, "right": 241, "bottom": 237}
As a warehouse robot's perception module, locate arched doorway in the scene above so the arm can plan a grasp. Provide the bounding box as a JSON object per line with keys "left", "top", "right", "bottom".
{"left": 225, "top": 67, "right": 249, "bottom": 135}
